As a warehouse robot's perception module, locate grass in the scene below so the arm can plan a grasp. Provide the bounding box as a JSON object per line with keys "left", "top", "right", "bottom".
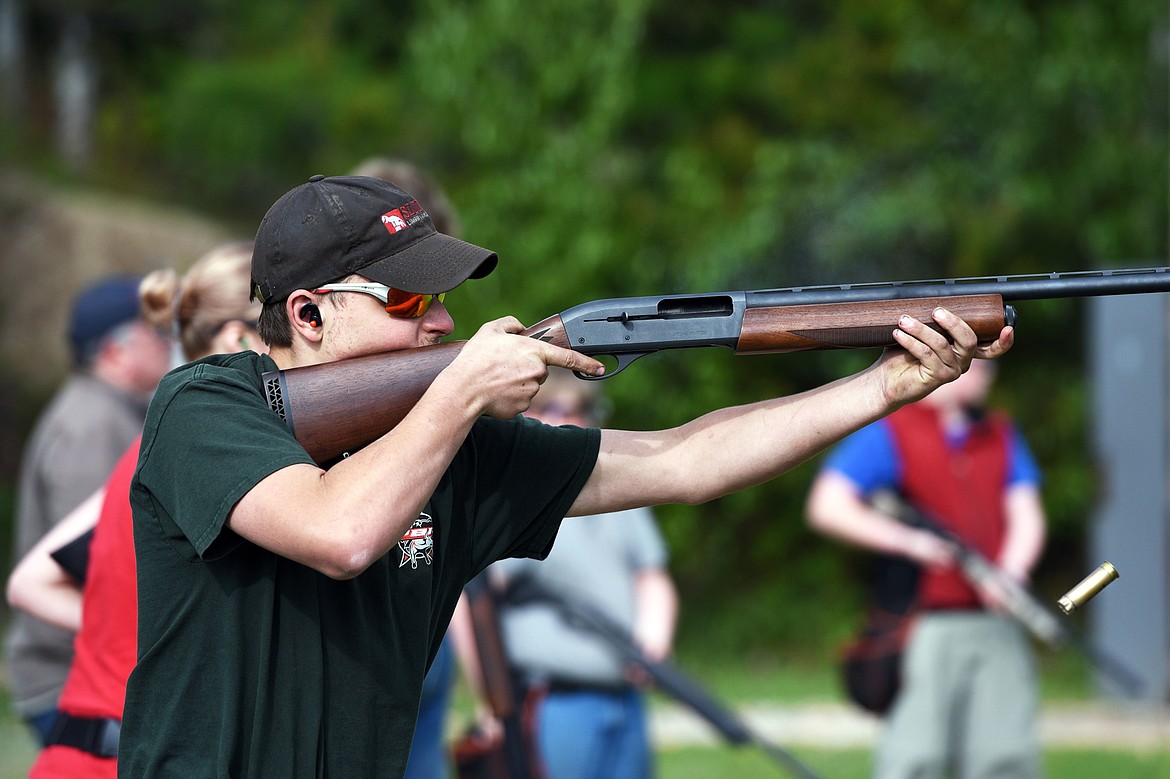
{"left": 0, "top": 647, "right": 1165, "bottom": 778}
{"left": 0, "top": 693, "right": 36, "bottom": 778}
{"left": 640, "top": 646, "right": 1170, "bottom": 778}
{"left": 656, "top": 745, "right": 1170, "bottom": 778}
{"left": 4, "top": 726, "right": 1168, "bottom": 779}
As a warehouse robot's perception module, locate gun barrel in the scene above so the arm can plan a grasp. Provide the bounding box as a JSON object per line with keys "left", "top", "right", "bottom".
{"left": 745, "top": 267, "right": 1170, "bottom": 307}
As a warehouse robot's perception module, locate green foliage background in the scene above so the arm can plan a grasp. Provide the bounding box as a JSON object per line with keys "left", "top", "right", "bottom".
{"left": 2, "top": 0, "right": 1167, "bottom": 655}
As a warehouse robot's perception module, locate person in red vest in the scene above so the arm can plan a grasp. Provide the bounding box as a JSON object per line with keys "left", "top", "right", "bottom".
{"left": 805, "top": 358, "right": 1046, "bottom": 779}
{"left": 5, "top": 242, "right": 264, "bottom": 778}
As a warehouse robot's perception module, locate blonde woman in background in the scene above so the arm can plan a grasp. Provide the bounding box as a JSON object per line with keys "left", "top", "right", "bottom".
{"left": 6, "top": 242, "right": 263, "bottom": 779}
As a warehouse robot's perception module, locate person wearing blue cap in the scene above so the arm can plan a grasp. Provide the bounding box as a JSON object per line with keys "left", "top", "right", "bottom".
{"left": 5, "top": 274, "right": 173, "bottom": 745}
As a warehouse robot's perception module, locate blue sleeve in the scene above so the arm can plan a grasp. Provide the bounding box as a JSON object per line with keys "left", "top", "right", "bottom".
{"left": 1008, "top": 427, "right": 1042, "bottom": 487}
{"left": 822, "top": 420, "right": 900, "bottom": 495}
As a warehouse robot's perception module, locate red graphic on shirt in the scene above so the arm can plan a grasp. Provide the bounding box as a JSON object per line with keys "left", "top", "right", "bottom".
{"left": 398, "top": 513, "right": 434, "bottom": 569}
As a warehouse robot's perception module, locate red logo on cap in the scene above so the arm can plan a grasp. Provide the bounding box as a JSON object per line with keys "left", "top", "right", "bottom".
{"left": 381, "top": 200, "right": 427, "bottom": 235}
{"left": 381, "top": 210, "right": 408, "bottom": 234}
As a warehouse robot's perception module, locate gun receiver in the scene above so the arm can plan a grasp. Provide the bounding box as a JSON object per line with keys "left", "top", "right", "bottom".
{"left": 263, "top": 266, "right": 1170, "bottom": 463}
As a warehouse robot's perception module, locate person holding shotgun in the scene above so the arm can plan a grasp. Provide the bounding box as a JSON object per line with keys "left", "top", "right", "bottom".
{"left": 805, "top": 358, "right": 1046, "bottom": 779}
{"left": 117, "top": 173, "right": 1013, "bottom": 778}
{"left": 491, "top": 366, "right": 678, "bottom": 779}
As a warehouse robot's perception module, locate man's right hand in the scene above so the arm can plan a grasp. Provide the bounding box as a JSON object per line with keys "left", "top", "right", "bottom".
{"left": 443, "top": 317, "right": 606, "bottom": 421}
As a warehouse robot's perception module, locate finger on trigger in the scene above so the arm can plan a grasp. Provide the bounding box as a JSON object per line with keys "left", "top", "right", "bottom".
{"left": 545, "top": 343, "right": 605, "bottom": 377}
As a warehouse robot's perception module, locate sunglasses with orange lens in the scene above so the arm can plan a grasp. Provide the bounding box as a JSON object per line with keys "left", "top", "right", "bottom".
{"left": 312, "top": 282, "right": 445, "bottom": 319}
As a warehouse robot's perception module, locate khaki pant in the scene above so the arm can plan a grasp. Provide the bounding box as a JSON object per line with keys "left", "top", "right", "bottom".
{"left": 875, "top": 612, "right": 1041, "bottom": 779}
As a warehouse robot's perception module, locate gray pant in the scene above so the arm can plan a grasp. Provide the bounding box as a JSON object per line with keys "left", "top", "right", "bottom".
{"left": 875, "top": 612, "right": 1042, "bottom": 779}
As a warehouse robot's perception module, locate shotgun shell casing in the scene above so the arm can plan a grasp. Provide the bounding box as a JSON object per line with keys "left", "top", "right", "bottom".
{"left": 1057, "top": 562, "right": 1119, "bottom": 615}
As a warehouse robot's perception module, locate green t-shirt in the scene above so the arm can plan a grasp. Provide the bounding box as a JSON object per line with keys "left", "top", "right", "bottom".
{"left": 119, "top": 352, "right": 599, "bottom": 778}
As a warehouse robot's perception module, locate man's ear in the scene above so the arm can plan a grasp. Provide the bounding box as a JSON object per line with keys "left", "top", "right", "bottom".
{"left": 287, "top": 291, "right": 324, "bottom": 340}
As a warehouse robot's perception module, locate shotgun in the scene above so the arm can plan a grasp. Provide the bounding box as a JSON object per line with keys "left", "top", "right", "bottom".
{"left": 504, "top": 579, "right": 823, "bottom": 779}
{"left": 452, "top": 573, "right": 545, "bottom": 779}
{"left": 262, "top": 266, "right": 1170, "bottom": 464}
{"left": 871, "top": 491, "right": 1146, "bottom": 697}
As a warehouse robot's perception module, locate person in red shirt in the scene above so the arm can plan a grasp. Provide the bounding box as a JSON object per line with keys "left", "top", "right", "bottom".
{"left": 5, "top": 241, "right": 264, "bottom": 778}
{"left": 805, "top": 359, "right": 1046, "bottom": 778}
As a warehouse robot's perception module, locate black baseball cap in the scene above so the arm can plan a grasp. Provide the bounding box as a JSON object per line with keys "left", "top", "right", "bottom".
{"left": 250, "top": 174, "right": 498, "bottom": 303}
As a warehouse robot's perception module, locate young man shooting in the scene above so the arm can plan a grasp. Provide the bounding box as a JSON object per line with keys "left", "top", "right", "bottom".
{"left": 118, "top": 174, "right": 1012, "bottom": 778}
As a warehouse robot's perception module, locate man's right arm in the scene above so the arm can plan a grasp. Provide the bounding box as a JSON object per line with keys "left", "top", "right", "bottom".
{"left": 227, "top": 318, "right": 606, "bottom": 580}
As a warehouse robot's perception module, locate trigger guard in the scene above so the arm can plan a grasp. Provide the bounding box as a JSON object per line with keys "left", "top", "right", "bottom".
{"left": 573, "top": 352, "right": 649, "bottom": 381}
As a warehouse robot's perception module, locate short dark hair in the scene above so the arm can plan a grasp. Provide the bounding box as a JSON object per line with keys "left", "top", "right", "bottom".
{"left": 257, "top": 303, "right": 293, "bottom": 348}
{"left": 256, "top": 272, "right": 360, "bottom": 348}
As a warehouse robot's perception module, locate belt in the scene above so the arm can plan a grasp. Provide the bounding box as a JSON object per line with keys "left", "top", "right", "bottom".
{"left": 545, "top": 679, "right": 630, "bottom": 695}
{"left": 46, "top": 713, "right": 120, "bottom": 758}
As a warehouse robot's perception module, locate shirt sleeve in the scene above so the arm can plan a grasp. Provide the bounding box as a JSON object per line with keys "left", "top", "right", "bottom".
{"left": 821, "top": 419, "right": 900, "bottom": 496}
{"left": 50, "top": 527, "right": 95, "bottom": 583}
{"left": 460, "top": 417, "right": 600, "bottom": 577}
{"left": 1007, "top": 426, "right": 1042, "bottom": 487}
{"left": 135, "top": 360, "right": 314, "bottom": 559}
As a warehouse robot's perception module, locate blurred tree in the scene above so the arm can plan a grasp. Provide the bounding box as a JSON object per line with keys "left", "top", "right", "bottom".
{"left": 0, "top": 0, "right": 27, "bottom": 130}
{"left": 0, "top": 0, "right": 1164, "bottom": 654}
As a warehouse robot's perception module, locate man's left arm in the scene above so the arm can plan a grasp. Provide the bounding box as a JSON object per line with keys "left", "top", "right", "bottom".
{"left": 573, "top": 309, "right": 1012, "bottom": 516}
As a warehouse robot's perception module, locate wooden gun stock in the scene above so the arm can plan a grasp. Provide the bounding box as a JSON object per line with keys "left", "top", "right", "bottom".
{"left": 735, "top": 294, "right": 1006, "bottom": 353}
{"left": 264, "top": 341, "right": 462, "bottom": 464}
{"left": 457, "top": 574, "right": 546, "bottom": 779}
{"left": 263, "top": 318, "right": 569, "bottom": 464}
